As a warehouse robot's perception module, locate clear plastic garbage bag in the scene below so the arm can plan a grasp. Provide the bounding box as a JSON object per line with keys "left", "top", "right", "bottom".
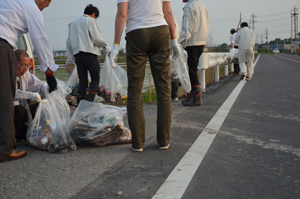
{"left": 98, "top": 55, "right": 127, "bottom": 104}
{"left": 170, "top": 46, "right": 191, "bottom": 92}
{"left": 27, "top": 80, "right": 76, "bottom": 153}
{"left": 229, "top": 48, "right": 239, "bottom": 64}
{"left": 66, "top": 66, "right": 92, "bottom": 96}
{"left": 66, "top": 65, "right": 79, "bottom": 96}
{"left": 69, "top": 100, "right": 132, "bottom": 147}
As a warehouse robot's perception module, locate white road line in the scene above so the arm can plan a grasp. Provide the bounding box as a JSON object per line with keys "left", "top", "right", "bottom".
{"left": 152, "top": 55, "right": 261, "bottom": 199}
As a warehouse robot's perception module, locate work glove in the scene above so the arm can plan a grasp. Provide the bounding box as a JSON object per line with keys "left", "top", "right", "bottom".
{"left": 170, "top": 39, "right": 181, "bottom": 60}
{"left": 31, "top": 93, "right": 41, "bottom": 102}
{"left": 46, "top": 72, "right": 57, "bottom": 93}
{"left": 103, "top": 45, "right": 112, "bottom": 54}
{"left": 110, "top": 43, "right": 120, "bottom": 68}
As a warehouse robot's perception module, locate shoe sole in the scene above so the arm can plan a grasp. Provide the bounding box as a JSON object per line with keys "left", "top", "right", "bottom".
{"left": 240, "top": 74, "right": 245, "bottom": 80}
{"left": 3, "top": 152, "right": 27, "bottom": 162}
{"left": 131, "top": 147, "right": 143, "bottom": 152}
{"left": 159, "top": 143, "right": 170, "bottom": 150}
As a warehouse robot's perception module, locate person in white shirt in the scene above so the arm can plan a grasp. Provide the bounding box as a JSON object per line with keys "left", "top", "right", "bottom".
{"left": 110, "top": 0, "right": 181, "bottom": 152}
{"left": 0, "top": 0, "right": 57, "bottom": 162}
{"left": 66, "top": 4, "right": 111, "bottom": 105}
{"left": 14, "top": 50, "right": 47, "bottom": 141}
{"left": 235, "top": 22, "right": 256, "bottom": 81}
{"left": 230, "top": 28, "right": 240, "bottom": 76}
{"left": 178, "top": 0, "right": 209, "bottom": 106}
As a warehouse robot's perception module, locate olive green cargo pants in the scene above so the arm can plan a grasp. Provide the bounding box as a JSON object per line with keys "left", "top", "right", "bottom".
{"left": 126, "top": 25, "right": 172, "bottom": 149}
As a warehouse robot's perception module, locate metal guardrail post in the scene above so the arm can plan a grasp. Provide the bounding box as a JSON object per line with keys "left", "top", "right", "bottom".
{"left": 225, "top": 64, "right": 228, "bottom": 76}
{"left": 198, "top": 53, "right": 208, "bottom": 92}
{"left": 215, "top": 65, "right": 219, "bottom": 83}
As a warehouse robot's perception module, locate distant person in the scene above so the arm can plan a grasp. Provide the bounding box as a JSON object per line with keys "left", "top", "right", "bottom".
{"left": 179, "top": 0, "right": 209, "bottom": 106}
{"left": 14, "top": 50, "right": 48, "bottom": 141}
{"left": 0, "top": 0, "right": 58, "bottom": 162}
{"left": 66, "top": 4, "right": 111, "bottom": 105}
{"left": 111, "top": 0, "right": 181, "bottom": 151}
{"left": 235, "top": 22, "right": 255, "bottom": 81}
{"left": 230, "top": 28, "right": 240, "bottom": 76}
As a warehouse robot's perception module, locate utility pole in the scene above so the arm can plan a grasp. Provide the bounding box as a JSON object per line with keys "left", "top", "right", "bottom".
{"left": 291, "top": 6, "right": 299, "bottom": 52}
{"left": 237, "top": 13, "right": 242, "bottom": 30}
{"left": 261, "top": 34, "right": 264, "bottom": 44}
{"left": 266, "top": 28, "right": 269, "bottom": 53}
{"left": 250, "top": 12, "right": 258, "bottom": 31}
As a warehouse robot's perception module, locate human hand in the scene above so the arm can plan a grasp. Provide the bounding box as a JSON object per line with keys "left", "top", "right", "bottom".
{"left": 31, "top": 93, "right": 41, "bottom": 102}
{"left": 46, "top": 73, "right": 57, "bottom": 93}
{"left": 103, "top": 46, "right": 112, "bottom": 54}
{"left": 170, "top": 39, "right": 181, "bottom": 60}
{"left": 110, "top": 43, "right": 120, "bottom": 68}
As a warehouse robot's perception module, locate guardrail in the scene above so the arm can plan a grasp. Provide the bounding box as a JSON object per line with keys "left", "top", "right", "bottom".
{"left": 198, "top": 53, "right": 233, "bottom": 92}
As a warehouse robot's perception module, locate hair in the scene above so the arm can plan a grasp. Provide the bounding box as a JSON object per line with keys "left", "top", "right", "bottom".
{"left": 241, "top": 22, "right": 248, "bottom": 28}
{"left": 230, "top": 28, "right": 236, "bottom": 34}
{"left": 15, "top": 49, "right": 29, "bottom": 61}
{"left": 84, "top": 4, "right": 99, "bottom": 18}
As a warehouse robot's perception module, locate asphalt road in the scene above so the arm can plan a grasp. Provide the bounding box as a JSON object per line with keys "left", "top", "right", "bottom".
{"left": 0, "top": 54, "right": 299, "bottom": 199}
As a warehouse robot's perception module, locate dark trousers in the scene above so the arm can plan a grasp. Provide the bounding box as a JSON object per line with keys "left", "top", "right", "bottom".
{"left": 0, "top": 39, "right": 17, "bottom": 160}
{"left": 74, "top": 52, "right": 100, "bottom": 95}
{"left": 14, "top": 103, "right": 39, "bottom": 141}
{"left": 234, "top": 46, "right": 240, "bottom": 74}
{"left": 171, "top": 81, "right": 181, "bottom": 99}
{"left": 126, "top": 25, "right": 172, "bottom": 148}
{"left": 185, "top": 45, "right": 204, "bottom": 87}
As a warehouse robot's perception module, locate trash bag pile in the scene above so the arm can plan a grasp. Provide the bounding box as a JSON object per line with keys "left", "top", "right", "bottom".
{"left": 98, "top": 55, "right": 127, "bottom": 104}
{"left": 170, "top": 46, "right": 191, "bottom": 93}
{"left": 27, "top": 80, "right": 77, "bottom": 153}
{"left": 69, "top": 100, "right": 132, "bottom": 147}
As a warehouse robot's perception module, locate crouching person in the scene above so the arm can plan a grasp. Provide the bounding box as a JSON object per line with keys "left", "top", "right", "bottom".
{"left": 14, "top": 50, "right": 48, "bottom": 141}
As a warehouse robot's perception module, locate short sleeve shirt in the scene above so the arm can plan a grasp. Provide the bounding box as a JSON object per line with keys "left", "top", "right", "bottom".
{"left": 117, "top": 0, "right": 171, "bottom": 33}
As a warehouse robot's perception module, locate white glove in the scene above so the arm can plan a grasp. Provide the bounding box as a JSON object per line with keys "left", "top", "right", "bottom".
{"left": 110, "top": 43, "right": 120, "bottom": 68}
{"left": 103, "top": 45, "right": 112, "bottom": 54}
{"left": 31, "top": 93, "right": 41, "bottom": 102}
{"left": 170, "top": 39, "right": 181, "bottom": 60}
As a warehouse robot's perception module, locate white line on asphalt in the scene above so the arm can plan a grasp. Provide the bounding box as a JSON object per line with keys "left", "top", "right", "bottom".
{"left": 152, "top": 55, "right": 261, "bottom": 199}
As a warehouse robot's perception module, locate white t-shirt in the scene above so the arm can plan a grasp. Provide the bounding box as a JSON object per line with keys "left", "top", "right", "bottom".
{"left": 230, "top": 33, "right": 238, "bottom": 47}
{"left": 117, "top": 0, "right": 171, "bottom": 33}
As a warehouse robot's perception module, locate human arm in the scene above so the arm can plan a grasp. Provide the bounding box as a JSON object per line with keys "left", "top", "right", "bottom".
{"left": 110, "top": 2, "right": 128, "bottom": 66}
{"left": 235, "top": 30, "right": 241, "bottom": 44}
{"left": 178, "top": 4, "right": 194, "bottom": 46}
{"left": 27, "top": 12, "right": 58, "bottom": 73}
{"left": 66, "top": 26, "right": 75, "bottom": 65}
{"left": 89, "top": 19, "right": 107, "bottom": 48}
{"left": 163, "top": 2, "right": 181, "bottom": 60}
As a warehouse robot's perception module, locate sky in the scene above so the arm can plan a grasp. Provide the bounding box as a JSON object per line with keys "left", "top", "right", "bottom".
{"left": 42, "top": 0, "right": 300, "bottom": 51}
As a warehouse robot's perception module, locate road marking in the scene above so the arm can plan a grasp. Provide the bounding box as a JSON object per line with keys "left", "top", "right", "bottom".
{"left": 152, "top": 55, "right": 261, "bottom": 199}
{"left": 274, "top": 54, "right": 300, "bottom": 64}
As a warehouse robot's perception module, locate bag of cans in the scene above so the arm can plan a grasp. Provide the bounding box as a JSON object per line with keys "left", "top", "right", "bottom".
{"left": 27, "top": 80, "right": 77, "bottom": 153}
{"left": 98, "top": 55, "right": 127, "bottom": 104}
{"left": 69, "top": 100, "right": 132, "bottom": 147}
{"left": 170, "top": 46, "right": 191, "bottom": 93}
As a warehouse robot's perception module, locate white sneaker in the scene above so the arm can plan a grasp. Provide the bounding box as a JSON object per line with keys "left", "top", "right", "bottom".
{"left": 159, "top": 143, "right": 170, "bottom": 150}
{"left": 173, "top": 97, "right": 179, "bottom": 102}
{"left": 131, "top": 146, "right": 143, "bottom": 152}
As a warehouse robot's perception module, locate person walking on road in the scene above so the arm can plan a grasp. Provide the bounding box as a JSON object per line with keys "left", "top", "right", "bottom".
{"left": 0, "top": 0, "right": 58, "bottom": 163}
{"left": 178, "top": 0, "right": 209, "bottom": 106}
{"left": 66, "top": 4, "right": 111, "bottom": 105}
{"left": 230, "top": 28, "right": 240, "bottom": 76}
{"left": 110, "top": 0, "right": 181, "bottom": 152}
{"left": 235, "top": 22, "right": 255, "bottom": 81}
